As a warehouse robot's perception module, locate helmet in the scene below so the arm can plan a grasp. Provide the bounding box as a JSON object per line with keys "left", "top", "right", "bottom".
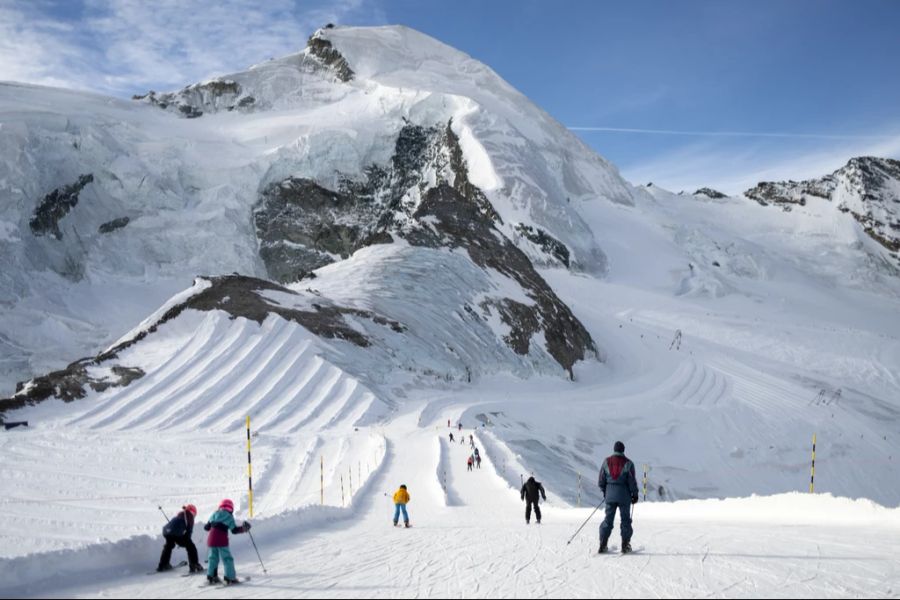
{"left": 219, "top": 498, "right": 235, "bottom": 512}
{"left": 400, "top": 484, "right": 407, "bottom": 489}
{"left": 183, "top": 504, "right": 198, "bottom": 517}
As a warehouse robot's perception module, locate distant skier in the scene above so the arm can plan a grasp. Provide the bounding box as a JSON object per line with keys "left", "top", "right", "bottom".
{"left": 467, "top": 455, "right": 474, "bottom": 471}
{"left": 156, "top": 504, "right": 203, "bottom": 573}
{"left": 520, "top": 476, "right": 547, "bottom": 524}
{"left": 476, "top": 454, "right": 482, "bottom": 469}
{"left": 449, "top": 432, "right": 455, "bottom": 443}
{"left": 393, "top": 484, "right": 411, "bottom": 528}
{"left": 203, "top": 498, "right": 251, "bottom": 585}
{"left": 598, "top": 441, "right": 639, "bottom": 554}
{"left": 448, "top": 419, "right": 451, "bottom": 427}
{"left": 458, "top": 422, "right": 462, "bottom": 431}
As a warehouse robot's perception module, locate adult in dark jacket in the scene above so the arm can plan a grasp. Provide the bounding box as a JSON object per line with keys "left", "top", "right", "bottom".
{"left": 598, "top": 441, "right": 639, "bottom": 553}
{"left": 157, "top": 504, "right": 203, "bottom": 573}
{"left": 520, "top": 476, "right": 547, "bottom": 524}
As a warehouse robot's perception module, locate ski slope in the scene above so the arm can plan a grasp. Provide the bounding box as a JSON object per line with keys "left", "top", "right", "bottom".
{"left": 2, "top": 400, "right": 899, "bottom": 598}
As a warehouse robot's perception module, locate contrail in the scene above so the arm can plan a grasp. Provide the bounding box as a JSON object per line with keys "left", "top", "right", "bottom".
{"left": 567, "top": 126, "right": 896, "bottom": 141}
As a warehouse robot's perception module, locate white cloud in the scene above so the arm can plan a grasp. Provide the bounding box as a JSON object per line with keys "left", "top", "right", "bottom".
{"left": 0, "top": 0, "right": 385, "bottom": 96}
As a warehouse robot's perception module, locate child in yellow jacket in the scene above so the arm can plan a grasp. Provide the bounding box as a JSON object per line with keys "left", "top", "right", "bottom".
{"left": 393, "top": 484, "right": 410, "bottom": 528}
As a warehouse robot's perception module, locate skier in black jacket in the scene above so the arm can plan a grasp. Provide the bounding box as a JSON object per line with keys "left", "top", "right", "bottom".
{"left": 157, "top": 504, "right": 204, "bottom": 573}
{"left": 520, "top": 476, "right": 547, "bottom": 524}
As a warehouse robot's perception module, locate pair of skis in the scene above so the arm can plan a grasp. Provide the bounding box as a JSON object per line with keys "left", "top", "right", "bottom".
{"left": 596, "top": 545, "right": 643, "bottom": 556}
{"left": 200, "top": 576, "right": 251, "bottom": 588}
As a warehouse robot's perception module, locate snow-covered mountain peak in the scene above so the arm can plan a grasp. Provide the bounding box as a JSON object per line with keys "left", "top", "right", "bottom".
{"left": 744, "top": 156, "right": 900, "bottom": 265}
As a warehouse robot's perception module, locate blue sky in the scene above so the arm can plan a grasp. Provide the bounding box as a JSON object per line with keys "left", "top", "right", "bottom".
{"left": 2, "top": 0, "right": 899, "bottom": 193}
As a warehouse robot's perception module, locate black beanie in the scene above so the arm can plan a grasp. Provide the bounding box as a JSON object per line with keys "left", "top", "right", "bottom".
{"left": 614, "top": 441, "right": 625, "bottom": 453}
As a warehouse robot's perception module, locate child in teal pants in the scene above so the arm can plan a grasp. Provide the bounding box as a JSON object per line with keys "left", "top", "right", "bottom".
{"left": 203, "top": 498, "right": 251, "bottom": 584}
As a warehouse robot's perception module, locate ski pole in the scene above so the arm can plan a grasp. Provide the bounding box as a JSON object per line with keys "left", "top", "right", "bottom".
{"left": 566, "top": 499, "right": 605, "bottom": 545}
{"left": 247, "top": 529, "right": 268, "bottom": 574}
{"left": 158, "top": 505, "right": 170, "bottom": 522}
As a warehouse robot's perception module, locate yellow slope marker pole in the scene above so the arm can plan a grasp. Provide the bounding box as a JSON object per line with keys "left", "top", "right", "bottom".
{"left": 246, "top": 416, "right": 253, "bottom": 518}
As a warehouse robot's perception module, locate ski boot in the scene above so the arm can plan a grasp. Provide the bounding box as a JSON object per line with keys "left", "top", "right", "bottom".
{"left": 404, "top": 522, "right": 411, "bottom": 528}
{"left": 393, "top": 520, "right": 398, "bottom": 527}
{"left": 156, "top": 563, "right": 173, "bottom": 573}
{"left": 207, "top": 575, "right": 222, "bottom": 585}
{"left": 224, "top": 577, "right": 241, "bottom": 585}
{"left": 621, "top": 540, "right": 633, "bottom": 554}
{"left": 189, "top": 563, "right": 205, "bottom": 574}
{"left": 598, "top": 540, "right": 608, "bottom": 554}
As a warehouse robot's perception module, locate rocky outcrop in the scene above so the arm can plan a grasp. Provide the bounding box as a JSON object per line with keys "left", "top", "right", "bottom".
{"left": 405, "top": 183, "right": 595, "bottom": 375}
{"left": 307, "top": 32, "right": 354, "bottom": 82}
{"left": 254, "top": 120, "right": 597, "bottom": 376}
{"left": 29, "top": 174, "right": 94, "bottom": 240}
{"left": 1, "top": 363, "right": 144, "bottom": 413}
{"left": 133, "top": 80, "right": 254, "bottom": 118}
{"left": 98, "top": 217, "right": 130, "bottom": 234}
{"left": 744, "top": 157, "right": 900, "bottom": 259}
{"left": 133, "top": 30, "right": 351, "bottom": 118}
{"left": 745, "top": 181, "right": 808, "bottom": 209}
{"left": 255, "top": 178, "right": 385, "bottom": 282}
{"left": 693, "top": 188, "right": 727, "bottom": 199}
{"left": 255, "top": 121, "right": 493, "bottom": 282}
{"left": 513, "top": 224, "right": 571, "bottom": 268}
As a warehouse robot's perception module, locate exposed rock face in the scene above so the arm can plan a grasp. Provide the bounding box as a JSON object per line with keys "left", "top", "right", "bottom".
{"left": 2, "top": 363, "right": 144, "bottom": 412}
{"left": 133, "top": 80, "right": 252, "bottom": 118}
{"left": 745, "top": 182, "right": 809, "bottom": 209}
{"left": 29, "top": 174, "right": 94, "bottom": 240}
{"left": 98, "top": 217, "right": 130, "bottom": 234}
{"left": 693, "top": 188, "right": 727, "bottom": 200}
{"left": 255, "top": 178, "right": 385, "bottom": 282}
{"left": 255, "top": 121, "right": 493, "bottom": 282}
{"left": 306, "top": 32, "right": 354, "bottom": 82}
{"left": 175, "top": 275, "right": 405, "bottom": 347}
{"left": 513, "top": 224, "right": 571, "bottom": 268}
{"left": 254, "top": 120, "right": 597, "bottom": 376}
{"left": 133, "top": 29, "right": 350, "bottom": 118}
{"left": 0, "top": 274, "right": 405, "bottom": 414}
{"left": 744, "top": 157, "right": 900, "bottom": 257}
{"left": 405, "top": 183, "right": 595, "bottom": 375}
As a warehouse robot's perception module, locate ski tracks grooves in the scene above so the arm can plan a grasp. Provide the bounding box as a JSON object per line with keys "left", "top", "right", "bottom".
{"left": 667, "top": 359, "right": 731, "bottom": 408}
{"left": 68, "top": 312, "right": 380, "bottom": 435}
{"left": 709, "top": 357, "right": 809, "bottom": 413}
{"left": 67, "top": 312, "right": 228, "bottom": 428}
